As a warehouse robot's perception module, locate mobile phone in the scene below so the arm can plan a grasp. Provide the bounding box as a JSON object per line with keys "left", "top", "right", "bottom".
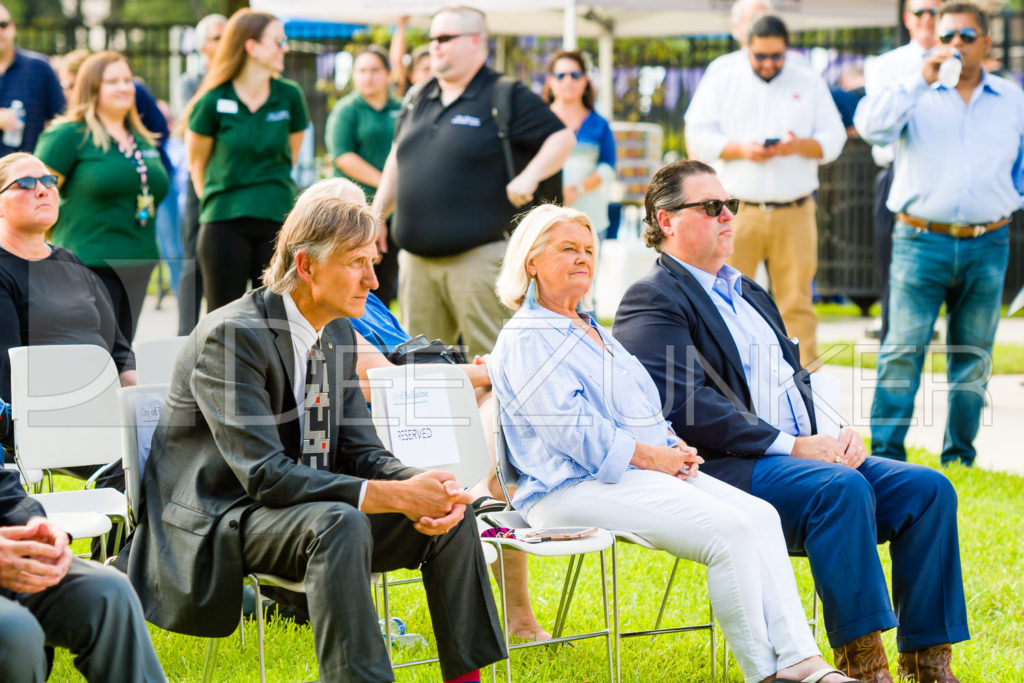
{"left": 520, "top": 527, "right": 599, "bottom": 543}
{"left": 764, "top": 138, "right": 781, "bottom": 148}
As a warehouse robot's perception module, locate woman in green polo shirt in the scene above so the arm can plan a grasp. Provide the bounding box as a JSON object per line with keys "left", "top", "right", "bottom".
{"left": 184, "top": 8, "right": 308, "bottom": 313}
{"left": 326, "top": 45, "right": 402, "bottom": 305}
{"left": 35, "top": 51, "right": 169, "bottom": 343}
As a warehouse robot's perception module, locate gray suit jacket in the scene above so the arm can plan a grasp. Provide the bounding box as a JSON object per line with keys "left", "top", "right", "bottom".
{"left": 119, "top": 288, "right": 420, "bottom": 637}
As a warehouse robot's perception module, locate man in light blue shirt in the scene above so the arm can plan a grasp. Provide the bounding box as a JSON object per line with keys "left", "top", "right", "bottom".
{"left": 854, "top": 1, "right": 1024, "bottom": 466}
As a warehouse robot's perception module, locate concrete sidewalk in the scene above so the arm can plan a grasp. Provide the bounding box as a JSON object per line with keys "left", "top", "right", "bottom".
{"left": 134, "top": 296, "right": 1024, "bottom": 476}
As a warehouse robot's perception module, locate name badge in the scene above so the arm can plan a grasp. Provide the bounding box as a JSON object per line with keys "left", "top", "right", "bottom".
{"left": 216, "top": 98, "right": 239, "bottom": 114}
{"left": 265, "top": 110, "right": 291, "bottom": 122}
{"left": 141, "top": 149, "right": 158, "bottom": 159}
{"left": 451, "top": 114, "right": 481, "bottom": 127}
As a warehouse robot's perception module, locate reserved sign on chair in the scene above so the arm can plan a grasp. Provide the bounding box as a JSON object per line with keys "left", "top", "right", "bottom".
{"left": 383, "top": 371, "right": 460, "bottom": 469}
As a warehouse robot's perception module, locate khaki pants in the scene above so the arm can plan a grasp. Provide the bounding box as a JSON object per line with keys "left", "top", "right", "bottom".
{"left": 727, "top": 199, "right": 818, "bottom": 367}
{"left": 398, "top": 240, "right": 511, "bottom": 357}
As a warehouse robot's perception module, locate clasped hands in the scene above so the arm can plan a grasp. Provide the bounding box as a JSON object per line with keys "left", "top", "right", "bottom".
{"left": 399, "top": 471, "right": 474, "bottom": 536}
{"left": 792, "top": 427, "right": 868, "bottom": 469}
{"left": 632, "top": 439, "right": 705, "bottom": 481}
{"left": 0, "top": 517, "right": 72, "bottom": 594}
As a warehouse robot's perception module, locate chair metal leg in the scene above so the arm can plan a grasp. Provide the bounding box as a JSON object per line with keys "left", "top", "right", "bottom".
{"left": 611, "top": 542, "right": 621, "bottom": 683}
{"left": 653, "top": 558, "right": 680, "bottom": 630}
{"left": 709, "top": 603, "right": 716, "bottom": 679}
{"left": 252, "top": 576, "right": 267, "bottom": 683}
{"left": 201, "top": 637, "right": 219, "bottom": 683}
{"left": 599, "top": 549, "right": 613, "bottom": 683}
{"left": 381, "top": 571, "right": 394, "bottom": 667}
{"left": 551, "top": 555, "right": 584, "bottom": 639}
{"left": 495, "top": 545, "right": 512, "bottom": 683}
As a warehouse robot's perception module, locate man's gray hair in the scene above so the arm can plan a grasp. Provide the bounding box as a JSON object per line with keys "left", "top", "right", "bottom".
{"left": 262, "top": 196, "right": 377, "bottom": 295}
{"left": 730, "top": 0, "right": 775, "bottom": 43}
{"left": 433, "top": 5, "right": 489, "bottom": 44}
{"left": 196, "top": 14, "right": 227, "bottom": 47}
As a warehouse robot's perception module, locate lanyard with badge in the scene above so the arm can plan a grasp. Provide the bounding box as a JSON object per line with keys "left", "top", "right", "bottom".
{"left": 117, "top": 136, "right": 154, "bottom": 227}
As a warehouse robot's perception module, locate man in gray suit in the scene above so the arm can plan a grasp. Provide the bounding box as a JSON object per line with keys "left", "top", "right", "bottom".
{"left": 119, "top": 196, "right": 506, "bottom": 683}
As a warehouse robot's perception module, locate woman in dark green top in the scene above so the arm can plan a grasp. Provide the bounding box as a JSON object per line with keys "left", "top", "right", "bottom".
{"left": 35, "top": 51, "right": 169, "bottom": 343}
{"left": 185, "top": 8, "right": 308, "bottom": 313}
{"left": 326, "top": 45, "right": 402, "bottom": 305}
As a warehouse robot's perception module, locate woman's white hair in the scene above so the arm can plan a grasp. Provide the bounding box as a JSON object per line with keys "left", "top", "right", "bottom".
{"left": 496, "top": 204, "right": 598, "bottom": 311}
{"left": 297, "top": 177, "right": 367, "bottom": 206}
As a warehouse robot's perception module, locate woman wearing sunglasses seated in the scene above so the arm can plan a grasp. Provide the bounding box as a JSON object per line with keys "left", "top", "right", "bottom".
{"left": 543, "top": 50, "right": 616, "bottom": 239}
{"left": 490, "top": 203, "right": 863, "bottom": 683}
{"left": 0, "top": 152, "right": 136, "bottom": 459}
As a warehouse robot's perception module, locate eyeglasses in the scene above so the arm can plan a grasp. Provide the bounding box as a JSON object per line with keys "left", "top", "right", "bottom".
{"left": 938, "top": 27, "right": 979, "bottom": 44}
{"left": 276, "top": 36, "right": 289, "bottom": 49}
{"left": 552, "top": 70, "right": 584, "bottom": 80}
{"left": 752, "top": 52, "right": 785, "bottom": 63}
{"left": 673, "top": 198, "right": 740, "bottom": 217}
{"left": 910, "top": 8, "right": 937, "bottom": 18}
{"left": 0, "top": 175, "right": 59, "bottom": 195}
{"left": 429, "top": 32, "right": 477, "bottom": 45}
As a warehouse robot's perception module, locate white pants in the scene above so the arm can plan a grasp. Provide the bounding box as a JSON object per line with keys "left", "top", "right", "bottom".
{"left": 527, "top": 469, "right": 819, "bottom": 683}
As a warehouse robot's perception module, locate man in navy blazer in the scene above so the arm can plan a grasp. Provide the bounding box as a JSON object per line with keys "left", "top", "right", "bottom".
{"left": 613, "top": 160, "right": 968, "bottom": 683}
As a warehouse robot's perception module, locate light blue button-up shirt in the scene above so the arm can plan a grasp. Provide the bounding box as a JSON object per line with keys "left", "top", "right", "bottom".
{"left": 854, "top": 69, "right": 1024, "bottom": 223}
{"left": 490, "top": 304, "right": 677, "bottom": 513}
{"left": 669, "top": 256, "right": 813, "bottom": 455}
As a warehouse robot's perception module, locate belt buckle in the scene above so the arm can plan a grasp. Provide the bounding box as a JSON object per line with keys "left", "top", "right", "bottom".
{"left": 759, "top": 201, "right": 773, "bottom": 211}
{"left": 972, "top": 225, "right": 986, "bottom": 238}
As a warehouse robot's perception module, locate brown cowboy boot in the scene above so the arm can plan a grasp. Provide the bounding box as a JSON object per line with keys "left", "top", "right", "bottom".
{"left": 897, "top": 644, "right": 960, "bottom": 683}
{"left": 833, "top": 631, "right": 894, "bottom": 683}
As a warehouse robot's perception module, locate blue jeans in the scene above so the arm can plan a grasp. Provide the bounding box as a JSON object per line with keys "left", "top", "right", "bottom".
{"left": 870, "top": 222, "right": 1009, "bottom": 464}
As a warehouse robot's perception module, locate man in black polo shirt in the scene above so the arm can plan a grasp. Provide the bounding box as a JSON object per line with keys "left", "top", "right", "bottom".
{"left": 0, "top": 3, "right": 65, "bottom": 157}
{"left": 373, "top": 5, "right": 575, "bottom": 356}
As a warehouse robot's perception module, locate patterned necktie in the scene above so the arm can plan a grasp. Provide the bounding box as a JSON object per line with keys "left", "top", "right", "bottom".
{"left": 301, "top": 340, "right": 331, "bottom": 470}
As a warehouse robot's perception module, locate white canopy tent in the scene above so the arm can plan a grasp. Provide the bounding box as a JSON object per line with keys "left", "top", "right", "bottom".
{"left": 251, "top": 0, "right": 897, "bottom": 113}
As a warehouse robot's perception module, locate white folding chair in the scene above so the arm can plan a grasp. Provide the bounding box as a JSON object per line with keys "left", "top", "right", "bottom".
{"left": 117, "top": 383, "right": 304, "bottom": 683}
{"left": 134, "top": 336, "right": 189, "bottom": 385}
{"left": 8, "top": 345, "right": 129, "bottom": 557}
{"left": 368, "top": 364, "right": 511, "bottom": 673}
{"left": 375, "top": 367, "right": 616, "bottom": 683}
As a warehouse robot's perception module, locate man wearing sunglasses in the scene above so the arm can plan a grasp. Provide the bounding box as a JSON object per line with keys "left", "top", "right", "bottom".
{"left": 615, "top": 160, "right": 968, "bottom": 683}
{"left": 685, "top": 13, "right": 846, "bottom": 369}
{"left": 372, "top": 6, "right": 574, "bottom": 358}
{"left": 857, "top": 1, "right": 1023, "bottom": 468}
{"left": 861, "top": 0, "right": 940, "bottom": 342}
{"left": 0, "top": 3, "right": 65, "bottom": 157}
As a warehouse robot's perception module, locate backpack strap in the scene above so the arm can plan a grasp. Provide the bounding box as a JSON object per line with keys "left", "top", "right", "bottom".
{"left": 491, "top": 75, "right": 518, "bottom": 181}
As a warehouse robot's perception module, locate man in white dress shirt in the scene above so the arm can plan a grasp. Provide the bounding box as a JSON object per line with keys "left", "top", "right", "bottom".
{"left": 860, "top": 0, "right": 940, "bottom": 341}
{"left": 684, "top": 13, "right": 846, "bottom": 367}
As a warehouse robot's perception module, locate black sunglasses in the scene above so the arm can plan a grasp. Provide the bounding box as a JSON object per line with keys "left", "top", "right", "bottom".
{"left": 674, "top": 198, "right": 740, "bottom": 217}
{"left": 429, "top": 32, "right": 477, "bottom": 45}
{"left": 0, "top": 21, "right": 10, "bottom": 29}
{"left": 938, "top": 28, "right": 979, "bottom": 44}
{"left": 553, "top": 70, "right": 584, "bottom": 80}
{"left": 910, "top": 8, "right": 937, "bottom": 18}
{"left": 753, "top": 52, "right": 785, "bottom": 63}
{"left": 0, "top": 175, "right": 59, "bottom": 195}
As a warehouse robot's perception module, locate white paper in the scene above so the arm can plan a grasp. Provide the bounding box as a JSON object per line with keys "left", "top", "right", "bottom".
{"left": 383, "top": 371, "right": 460, "bottom": 468}
{"left": 134, "top": 393, "right": 164, "bottom": 475}
{"left": 810, "top": 372, "right": 842, "bottom": 439}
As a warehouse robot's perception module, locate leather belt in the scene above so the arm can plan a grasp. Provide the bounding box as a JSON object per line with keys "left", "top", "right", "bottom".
{"left": 897, "top": 213, "right": 1009, "bottom": 239}
{"left": 738, "top": 195, "right": 811, "bottom": 210}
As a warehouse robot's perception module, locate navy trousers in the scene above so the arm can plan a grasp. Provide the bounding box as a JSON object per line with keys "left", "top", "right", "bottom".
{"left": 749, "top": 455, "right": 969, "bottom": 652}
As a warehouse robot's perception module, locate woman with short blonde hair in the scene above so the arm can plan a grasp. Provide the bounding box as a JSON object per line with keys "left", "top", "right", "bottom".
{"left": 489, "top": 203, "right": 862, "bottom": 683}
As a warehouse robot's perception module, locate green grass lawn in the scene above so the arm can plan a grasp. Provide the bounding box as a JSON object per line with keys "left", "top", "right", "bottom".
{"left": 51, "top": 449, "right": 1024, "bottom": 681}
{"left": 820, "top": 340, "right": 1024, "bottom": 375}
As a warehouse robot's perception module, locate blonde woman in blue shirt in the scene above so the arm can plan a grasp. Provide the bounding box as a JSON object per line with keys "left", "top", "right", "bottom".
{"left": 489, "top": 204, "right": 861, "bottom": 683}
